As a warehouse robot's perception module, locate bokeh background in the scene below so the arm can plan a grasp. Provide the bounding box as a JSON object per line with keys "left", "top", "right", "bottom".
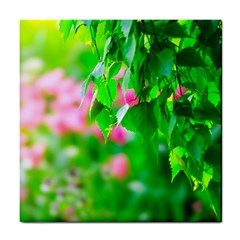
{"left": 20, "top": 20, "right": 218, "bottom": 222}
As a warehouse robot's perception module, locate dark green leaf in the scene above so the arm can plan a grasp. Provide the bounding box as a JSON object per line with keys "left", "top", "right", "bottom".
{"left": 176, "top": 47, "right": 205, "bottom": 67}
{"left": 197, "top": 20, "right": 219, "bottom": 40}
{"left": 157, "top": 21, "right": 189, "bottom": 38}
{"left": 187, "top": 134, "right": 205, "bottom": 163}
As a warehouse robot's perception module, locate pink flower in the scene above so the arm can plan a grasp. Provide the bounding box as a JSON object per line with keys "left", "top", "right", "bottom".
{"left": 108, "top": 154, "right": 129, "bottom": 180}
{"left": 44, "top": 109, "right": 86, "bottom": 135}
{"left": 36, "top": 69, "right": 64, "bottom": 96}
{"left": 192, "top": 201, "right": 202, "bottom": 213}
{"left": 20, "top": 134, "right": 28, "bottom": 146}
{"left": 20, "top": 99, "right": 46, "bottom": 129}
{"left": 20, "top": 187, "right": 28, "bottom": 201}
{"left": 20, "top": 143, "right": 45, "bottom": 167}
{"left": 125, "top": 89, "right": 138, "bottom": 107}
{"left": 109, "top": 126, "right": 128, "bottom": 145}
{"left": 115, "top": 83, "right": 139, "bottom": 108}
{"left": 174, "top": 86, "right": 187, "bottom": 101}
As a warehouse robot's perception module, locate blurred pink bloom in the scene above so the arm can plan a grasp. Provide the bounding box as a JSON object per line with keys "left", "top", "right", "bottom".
{"left": 109, "top": 154, "right": 129, "bottom": 180}
{"left": 20, "top": 187, "right": 28, "bottom": 201}
{"left": 20, "top": 143, "right": 45, "bottom": 167}
{"left": 36, "top": 69, "right": 64, "bottom": 96}
{"left": 20, "top": 134, "right": 28, "bottom": 146}
{"left": 109, "top": 126, "right": 128, "bottom": 145}
{"left": 44, "top": 110, "right": 86, "bottom": 135}
{"left": 174, "top": 86, "right": 187, "bottom": 101}
{"left": 20, "top": 99, "right": 46, "bottom": 129}
{"left": 192, "top": 201, "right": 202, "bottom": 213}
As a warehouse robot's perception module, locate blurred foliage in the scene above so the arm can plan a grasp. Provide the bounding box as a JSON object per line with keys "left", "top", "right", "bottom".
{"left": 20, "top": 20, "right": 221, "bottom": 222}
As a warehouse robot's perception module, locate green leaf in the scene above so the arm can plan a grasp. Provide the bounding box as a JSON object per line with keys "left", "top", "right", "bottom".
{"left": 207, "top": 181, "right": 221, "bottom": 221}
{"left": 122, "top": 101, "right": 158, "bottom": 141}
{"left": 156, "top": 48, "right": 175, "bottom": 77}
{"left": 108, "top": 62, "right": 122, "bottom": 80}
{"left": 122, "top": 68, "right": 130, "bottom": 93}
{"left": 208, "top": 81, "right": 220, "bottom": 107}
{"left": 121, "top": 20, "right": 133, "bottom": 38}
{"left": 187, "top": 134, "right": 205, "bottom": 163}
{"left": 116, "top": 104, "right": 129, "bottom": 126}
{"left": 197, "top": 20, "right": 219, "bottom": 40}
{"left": 92, "top": 62, "right": 105, "bottom": 81}
{"left": 59, "top": 20, "right": 73, "bottom": 42}
{"left": 189, "top": 68, "right": 208, "bottom": 93}
{"left": 96, "top": 107, "right": 116, "bottom": 143}
{"left": 79, "top": 74, "right": 92, "bottom": 107}
{"left": 169, "top": 147, "right": 185, "bottom": 182}
{"left": 193, "top": 101, "right": 221, "bottom": 124}
{"left": 202, "top": 162, "right": 213, "bottom": 190}
{"left": 169, "top": 115, "right": 177, "bottom": 137}
{"left": 148, "top": 48, "right": 174, "bottom": 78}
{"left": 89, "top": 89, "right": 98, "bottom": 119}
{"left": 173, "top": 100, "right": 194, "bottom": 118}
{"left": 156, "top": 21, "right": 189, "bottom": 38}
{"left": 96, "top": 79, "right": 117, "bottom": 108}
{"left": 176, "top": 47, "right": 205, "bottom": 67}
{"left": 124, "top": 33, "right": 137, "bottom": 65}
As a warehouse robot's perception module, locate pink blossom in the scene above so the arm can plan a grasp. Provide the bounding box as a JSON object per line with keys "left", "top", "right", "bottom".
{"left": 20, "top": 99, "right": 46, "bottom": 129}
{"left": 20, "top": 187, "right": 28, "bottom": 201}
{"left": 115, "top": 83, "right": 139, "bottom": 108}
{"left": 109, "top": 154, "right": 129, "bottom": 180}
{"left": 109, "top": 126, "right": 128, "bottom": 145}
{"left": 44, "top": 110, "right": 86, "bottom": 135}
{"left": 20, "top": 134, "right": 28, "bottom": 146}
{"left": 125, "top": 89, "right": 138, "bottom": 107}
{"left": 174, "top": 86, "right": 187, "bottom": 101}
{"left": 192, "top": 201, "right": 202, "bottom": 213}
{"left": 20, "top": 143, "right": 45, "bottom": 167}
{"left": 36, "top": 69, "right": 64, "bottom": 96}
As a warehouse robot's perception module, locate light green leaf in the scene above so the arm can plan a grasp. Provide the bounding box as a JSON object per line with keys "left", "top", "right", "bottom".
{"left": 169, "top": 115, "right": 177, "bottom": 137}
{"left": 89, "top": 89, "right": 98, "bottom": 119}
{"left": 122, "top": 68, "right": 130, "bottom": 93}
{"left": 59, "top": 20, "right": 73, "bottom": 42}
{"left": 121, "top": 20, "right": 133, "bottom": 38}
{"left": 108, "top": 62, "right": 122, "bottom": 80}
{"left": 92, "top": 62, "right": 105, "bottom": 81}
{"left": 116, "top": 104, "right": 129, "bottom": 126}
{"left": 124, "top": 33, "right": 136, "bottom": 65}
{"left": 96, "top": 79, "right": 117, "bottom": 108}
{"left": 169, "top": 147, "right": 185, "bottom": 182}
{"left": 79, "top": 74, "right": 92, "bottom": 107}
{"left": 96, "top": 107, "right": 116, "bottom": 143}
